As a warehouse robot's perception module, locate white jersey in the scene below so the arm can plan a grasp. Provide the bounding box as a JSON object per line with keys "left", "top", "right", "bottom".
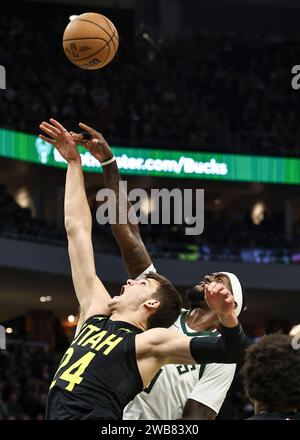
{"left": 123, "top": 310, "right": 236, "bottom": 420}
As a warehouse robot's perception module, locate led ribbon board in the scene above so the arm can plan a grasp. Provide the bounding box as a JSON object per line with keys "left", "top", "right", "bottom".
{"left": 0, "top": 128, "right": 300, "bottom": 184}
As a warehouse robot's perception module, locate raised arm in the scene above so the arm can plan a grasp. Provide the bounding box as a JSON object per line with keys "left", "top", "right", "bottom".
{"left": 39, "top": 119, "right": 111, "bottom": 328}
{"left": 70, "top": 123, "right": 152, "bottom": 278}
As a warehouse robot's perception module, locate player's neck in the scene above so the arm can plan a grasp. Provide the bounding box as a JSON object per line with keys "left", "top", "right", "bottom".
{"left": 109, "top": 310, "right": 147, "bottom": 332}
{"left": 186, "top": 308, "right": 219, "bottom": 331}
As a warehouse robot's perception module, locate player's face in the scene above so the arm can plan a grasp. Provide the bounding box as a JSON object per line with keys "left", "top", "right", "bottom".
{"left": 188, "top": 273, "right": 233, "bottom": 306}
{"left": 109, "top": 278, "right": 160, "bottom": 312}
{"left": 204, "top": 273, "right": 232, "bottom": 291}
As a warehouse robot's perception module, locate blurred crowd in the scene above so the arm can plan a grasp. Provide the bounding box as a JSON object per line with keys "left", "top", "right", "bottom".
{"left": 0, "top": 341, "right": 55, "bottom": 420}
{"left": 1, "top": 182, "right": 300, "bottom": 264}
{"left": 0, "top": 184, "right": 64, "bottom": 243}
{"left": 139, "top": 209, "right": 299, "bottom": 264}
{"left": 1, "top": 9, "right": 300, "bottom": 157}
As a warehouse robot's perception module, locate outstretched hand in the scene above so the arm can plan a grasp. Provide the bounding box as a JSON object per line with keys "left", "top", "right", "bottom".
{"left": 39, "top": 119, "right": 80, "bottom": 163}
{"left": 70, "top": 123, "right": 113, "bottom": 163}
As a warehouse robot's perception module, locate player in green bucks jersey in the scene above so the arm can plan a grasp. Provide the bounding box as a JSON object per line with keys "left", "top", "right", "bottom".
{"left": 124, "top": 299, "right": 236, "bottom": 419}
{"left": 123, "top": 269, "right": 243, "bottom": 420}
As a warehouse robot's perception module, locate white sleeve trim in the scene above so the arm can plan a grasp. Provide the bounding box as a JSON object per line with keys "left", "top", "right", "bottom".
{"left": 135, "top": 264, "right": 157, "bottom": 280}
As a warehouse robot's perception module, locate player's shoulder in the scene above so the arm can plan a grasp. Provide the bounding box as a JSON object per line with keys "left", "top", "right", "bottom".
{"left": 136, "top": 327, "right": 175, "bottom": 356}
{"left": 170, "top": 309, "right": 188, "bottom": 331}
{"left": 205, "top": 361, "right": 236, "bottom": 373}
{"left": 138, "top": 327, "right": 172, "bottom": 344}
{"left": 83, "top": 314, "right": 109, "bottom": 326}
{"left": 174, "top": 310, "right": 220, "bottom": 338}
{"left": 74, "top": 314, "right": 109, "bottom": 338}
{"left": 81, "top": 314, "right": 133, "bottom": 333}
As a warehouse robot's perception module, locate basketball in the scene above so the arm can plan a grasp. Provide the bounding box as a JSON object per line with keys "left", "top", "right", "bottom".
{"left": 62, "top": 12, "right": 119, "bottom": 70}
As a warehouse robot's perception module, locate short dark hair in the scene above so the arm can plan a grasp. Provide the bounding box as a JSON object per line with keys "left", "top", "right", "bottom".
{"left": 241, "top": 333, "right": 300, "bottom": 411}
{"left": 145, "top": 272, "right": 182, "bottom": 329}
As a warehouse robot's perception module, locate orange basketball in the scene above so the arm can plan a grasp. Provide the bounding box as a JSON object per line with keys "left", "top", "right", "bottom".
{"left": 63, "top": 12, "right": 119, "bottom": 70}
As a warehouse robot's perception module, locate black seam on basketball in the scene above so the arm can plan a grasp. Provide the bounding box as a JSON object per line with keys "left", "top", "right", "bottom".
{"left": 101, "top": 39, "right": 111, "bottom": 66}
{"left": 75, "top": 18, "right": 116, "bottom": 41}
{"left": 113, "top": 34, "right": 119, "bottom": 48}
{"left": 77, "top": 37, "right": 111, "bottom": 67}
{"left": 65, "top": 31, "right": 116, "bottom": 62}
{"left": 101, "top": 16, "right": 114, "bottom": 33}
{"left": 68, "top": 20, "right": 117, "bottom": 60}
{"left": 102, "top": 16, "right": 119, "bottom": 42}
{"left": 109, "top": 31, "right": 116, "bottom": 53}
{"left": 67, "top": 43, "right": 110, "bottom": 62}
{"left": 106, "top": 29, "right": 117, "bottom": 48}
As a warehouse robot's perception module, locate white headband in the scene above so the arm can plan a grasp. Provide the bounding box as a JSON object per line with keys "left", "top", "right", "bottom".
{"left": 218, "top": 272, "right": 244, "bottom": 317}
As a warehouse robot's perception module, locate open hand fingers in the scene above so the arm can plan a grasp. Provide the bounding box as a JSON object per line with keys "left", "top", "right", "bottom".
{"left": 70, "top": 131, "right": 83, "bottom": 141}
{"left": 41, "top": 122, "right": 60, "bottom": 136}
{"left": 70, "top": 132, "right": 87, "bottom": 146}
{"left": 79, "top": 122, "right": 98, "bottom": 137}
{"left": 39, "top": 134, "right": 55, "bottom": 145}
{"left": 50, "top": 118, "right": 67, "bottom": 132}
{"left": 40, "top": 123, "right": 59, "bottom": 139}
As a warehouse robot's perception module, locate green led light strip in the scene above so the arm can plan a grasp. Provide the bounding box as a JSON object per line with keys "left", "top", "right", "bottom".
{"left": 0, "top": 128, "right": 299, "bottom": 184}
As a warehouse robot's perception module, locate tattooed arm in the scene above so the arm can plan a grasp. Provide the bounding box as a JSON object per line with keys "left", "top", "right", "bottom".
{"left": 71, "top": 123, "right": 153, "bottom": 278}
